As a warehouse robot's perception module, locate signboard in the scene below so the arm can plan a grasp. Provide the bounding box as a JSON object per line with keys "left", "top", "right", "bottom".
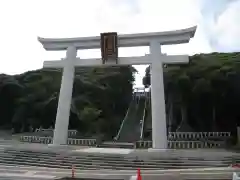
{"left": 101, "top": 32, "right": 118, "bottom": 64}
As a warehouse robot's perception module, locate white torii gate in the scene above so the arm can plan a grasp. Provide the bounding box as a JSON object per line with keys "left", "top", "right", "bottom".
{"left": 38, "top": 26, "right": 197, "bottom": 149}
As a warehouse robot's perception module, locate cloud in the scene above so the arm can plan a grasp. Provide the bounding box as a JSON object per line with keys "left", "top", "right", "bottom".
{"left": 199, "top": 0, "right": 240, "bottom": 52}
{"left": 107, "top": 0, "right": 141, "bottom": 15}
{"left": 0, "top": 0, "right": 239, "bottom": 87}
{"left": 214, "top": 1, "right": 240, "bottom": 51}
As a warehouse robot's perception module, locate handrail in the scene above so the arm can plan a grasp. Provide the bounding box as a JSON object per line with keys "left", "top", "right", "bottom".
{"left": 140, "top": 92, "right": 148, "bottom": 140}
{"left": 135, "top": 94, "right": 140, "bottom": 114}
{"left": 114, "top": 96, "right": 136, "bottom": 140}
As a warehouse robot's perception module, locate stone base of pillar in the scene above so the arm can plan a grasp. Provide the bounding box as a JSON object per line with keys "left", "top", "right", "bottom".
{"left": 147, "top": 148, "right": 168, "bottom": 152}
{"left": 48, "top": 144, "right": 70, "bottom": 150}
{"left": 147, "top": 148, "right": 174, "bottom": 158}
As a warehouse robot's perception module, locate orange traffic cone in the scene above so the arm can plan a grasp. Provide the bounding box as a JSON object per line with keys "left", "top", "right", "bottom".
{"left": 72, "top": 165, "right": 75, "bottom": 178}
{"left": 137, "top": 168, "right": 142, "bottom": 180}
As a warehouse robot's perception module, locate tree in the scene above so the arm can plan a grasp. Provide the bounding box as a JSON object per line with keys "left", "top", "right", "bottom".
{"left": 142, "top": 52, "right": 240, "bottom": 133}
{"left": 0, "top": 65, "right": 136, "bottom": 139}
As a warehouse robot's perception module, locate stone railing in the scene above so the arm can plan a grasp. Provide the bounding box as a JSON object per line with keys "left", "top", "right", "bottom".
{"left": 35, "top": 128, "right": 78, "bottom": 137}
{"left": 67, "top": 138, "right": 96, "bottom": 146}
{"left": 20, "top": 136, "right": 53, "bottom": 144}
{"left": 168, "top": 132, "right": 231, "bottom": 140}
{"left": 136, "top": 131, "right": 231, "bottom": 149}
{"left": 135, "top": 140, "right": 224, "bottom": 149}
{"left": 19, "top": 136, "right": 96, "bottom": 146}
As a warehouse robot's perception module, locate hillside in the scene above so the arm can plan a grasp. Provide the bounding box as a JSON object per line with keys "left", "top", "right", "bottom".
{"left": 143, "top": 52, "right": 240, "bottom": 134}
{"left": 0, "top": 66, "right": 136, "bottom": 139}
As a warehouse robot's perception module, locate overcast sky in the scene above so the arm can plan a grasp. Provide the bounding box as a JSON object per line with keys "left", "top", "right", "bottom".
{"left": 0, "top": 0, "right": 239, "bottom": 87}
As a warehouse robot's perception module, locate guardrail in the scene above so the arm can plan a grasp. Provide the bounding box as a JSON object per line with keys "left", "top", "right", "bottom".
{"left": 140, "top": 95, "right": 148, "bottom": 140}
{"left": 19, "top": 136, "right": 96, "bottom": 146}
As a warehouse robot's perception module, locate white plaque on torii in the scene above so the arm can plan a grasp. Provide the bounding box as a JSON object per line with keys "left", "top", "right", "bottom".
{"left": 38, "top": 26, "right": 197, "bottom": 149}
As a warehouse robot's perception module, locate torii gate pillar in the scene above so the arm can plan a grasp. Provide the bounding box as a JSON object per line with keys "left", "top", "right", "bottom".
{"left": 52, "top": 46, "right": 77, "bottom": 145}
{"left": 150, "top": 41, "right": 167, "bottom": 149}
{"left": 38, "top": 26, "right": 197, "bottom": 149}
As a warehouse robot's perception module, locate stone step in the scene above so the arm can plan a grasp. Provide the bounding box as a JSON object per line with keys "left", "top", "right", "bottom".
{"left": 0, "top": 158, "right": 225, "bottom": 170}
{"left": 7, "top": 148, "right": 240, "bottom": 159}
{"left": 0, "top": 152, "right": 234, "bottom": 170}
{"left": 98, "top": 142, "right": 135, "bottom": 149}
{"left": 1, "top": 148, "right": 239, "bottom": 171}
{"left": 1, "top": 153, "right": 230, "bottom": 166}
{"left": 0, "top": 155, "right": 227, "bottom": 166}
{"left": 0, "top": 155, "right": 227, "bottom": 169}
{"left": 5, "top": 149, "right": 240, "bottom": 163}
{"left": 3, "top": 150, "right": 236, "bottom": 165}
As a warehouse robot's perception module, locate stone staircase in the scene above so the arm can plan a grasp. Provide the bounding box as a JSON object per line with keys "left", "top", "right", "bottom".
{"left": 3, "top": 131, "right": 237, "bottom": 179}
{"left": 115, "top": 96, "right": 144, "bottom": 143}
{"left": 0, "top": 147, "right": 239, "bottom": 170}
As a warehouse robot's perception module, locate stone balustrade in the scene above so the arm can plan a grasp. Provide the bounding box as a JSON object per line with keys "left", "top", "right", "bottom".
{"left": 35, "top": 128, "right": 78, "bottom": 137}
{"left": 168, "top": 132, "right": 231, "bottom": 140}
{"left": 19, "top": 131, "right": 231, "bottom": 149}
{"left": 67, "top": 138, "right": 96, "bottom": 146}
{"left": 135, "top": 131, "right": 230, "bottom": 149}
{"left": 135, "top": 140, "right": 224, "bottom": 149}
{"left": 19, "top": 136, "right": 96, "bottom": 146}
{"left": 20, "top": 136, "right": 53, "bottom": 144}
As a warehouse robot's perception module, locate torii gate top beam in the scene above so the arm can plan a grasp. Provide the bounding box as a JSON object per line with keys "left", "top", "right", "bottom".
{"left": 38, "top": 26, "right": 197, "bottom": 51}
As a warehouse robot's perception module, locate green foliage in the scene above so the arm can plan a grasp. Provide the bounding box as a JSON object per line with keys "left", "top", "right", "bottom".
{"left": 3, "top": 52, "right": 240, "bottom": 138}
{"left": 0, "top": 66, "right": 135, "bottom": 138}
{"left": 143, "top": 52, "right": 240, "bottom": 133}
{"left": 80, "top": 107, "right": 101, "bottom": 121}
